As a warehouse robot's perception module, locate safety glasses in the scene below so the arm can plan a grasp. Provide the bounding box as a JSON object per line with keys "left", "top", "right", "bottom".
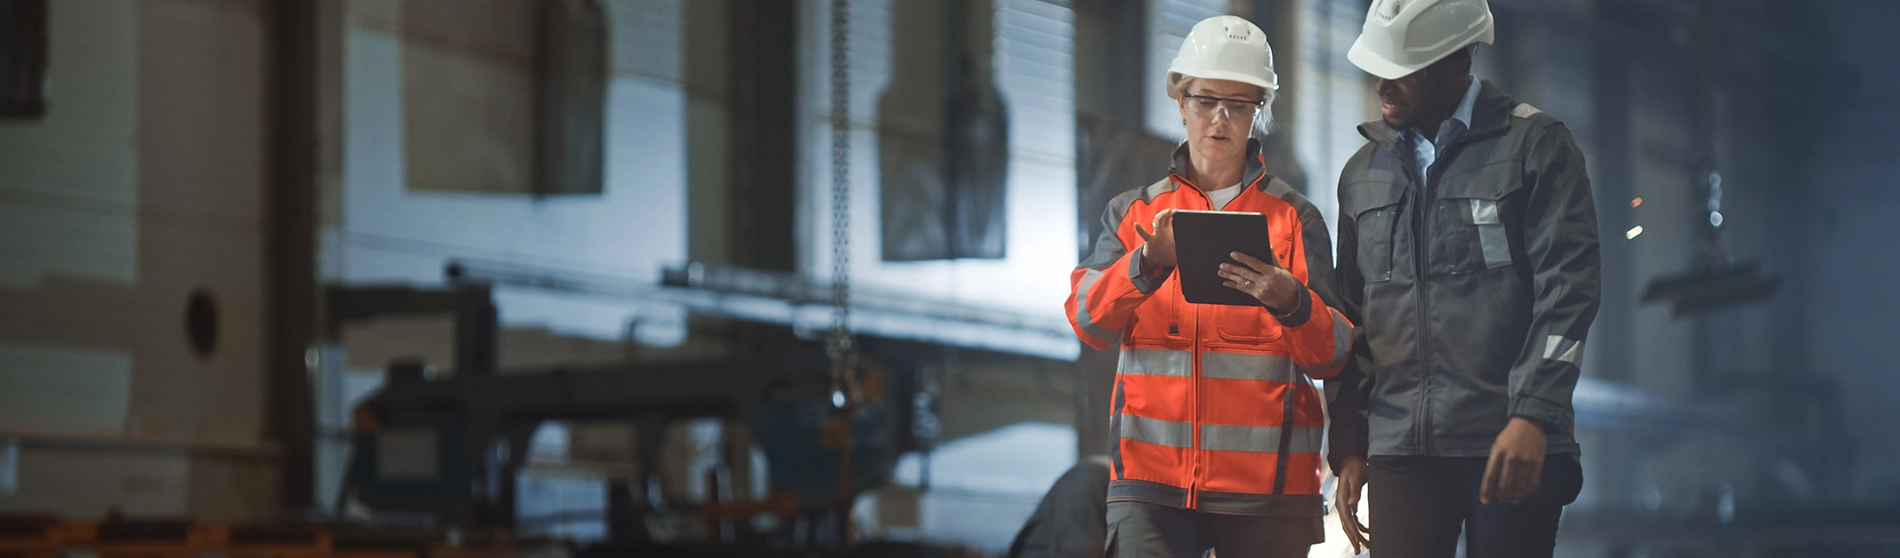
{"left": 1182, "top": 93, "right": 1264, "bottom": 122}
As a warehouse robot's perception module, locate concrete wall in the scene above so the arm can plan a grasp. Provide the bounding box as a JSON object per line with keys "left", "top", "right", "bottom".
{"left": 0, "top": 0, "right": 278, "bottom": 520}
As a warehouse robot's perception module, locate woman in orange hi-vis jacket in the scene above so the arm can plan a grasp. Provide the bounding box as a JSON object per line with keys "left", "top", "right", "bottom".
{"left": 1064, "top": 15, "right": 1353, "bottom": 558}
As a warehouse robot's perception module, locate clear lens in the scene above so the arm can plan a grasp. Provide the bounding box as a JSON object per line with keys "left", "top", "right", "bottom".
{"left": 1186, "top": 96, "right": 1260, "bottom": 122}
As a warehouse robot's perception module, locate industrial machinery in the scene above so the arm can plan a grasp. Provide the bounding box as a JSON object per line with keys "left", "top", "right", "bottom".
{"left": 327, "top": 283, "right": 898, "bottom": 549}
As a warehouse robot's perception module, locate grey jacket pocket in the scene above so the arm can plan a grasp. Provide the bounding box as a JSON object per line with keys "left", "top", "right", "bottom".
{"left": 1350, "top": 182, "right": 1405, "bottom": 284}
{"left": 1463, "top": 198, "right": 1511, "bottom": 270}
{"left": 1434, "top": 161, "right": 1524, "bottom": 276}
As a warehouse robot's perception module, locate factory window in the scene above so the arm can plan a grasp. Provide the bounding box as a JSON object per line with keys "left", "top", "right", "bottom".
{"left": 393, "top": 0, "right": 605, "bottom": 195}
{"left": 186, "top": 288, "right": 219, "bottom": 360}
{"left": 533, "top": 0, "right": 607, "bottom": 195}
{"left": 803, "top": 0, "right": 1077, "bottom": 351}
{"left": 877, "top": 0, "right": 1013, "bottom": 261}
{"left": 0, "top": 0, "right": 47, "bottom": 118}
{"left": 868, "top": 0, "right": 1076, "bottom": 263}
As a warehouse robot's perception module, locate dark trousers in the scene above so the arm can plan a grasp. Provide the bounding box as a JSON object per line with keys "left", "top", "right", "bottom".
{"left": 1366, "top": 454, "right": 1584, "bottom": 558}
{"left": 1106, "top": 501, "right": 1321, "bottom": 558}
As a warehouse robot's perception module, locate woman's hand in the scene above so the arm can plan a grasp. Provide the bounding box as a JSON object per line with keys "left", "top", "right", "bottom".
{"left": 1217, "top": 252, "right": 1303, "bottom": 311}
{"left": 1135, "top": 209, "right": 1178, "bottom": 268}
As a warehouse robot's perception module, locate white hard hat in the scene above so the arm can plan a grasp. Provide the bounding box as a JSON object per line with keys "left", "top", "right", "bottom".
{"left": 1166, "top": 15, "right": 1278, "bottom": 98}
{"left": 1348, "top": 0, "right": 1495, "bottom": 80}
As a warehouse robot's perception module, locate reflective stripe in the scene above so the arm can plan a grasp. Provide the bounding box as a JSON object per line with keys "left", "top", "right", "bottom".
{"left": 1469, "top": 199, "right": 1501, "bottom": 224}
{"left": 1200, "top": 424, "right": 1323, "bottom": 454}
{"left": 1478, "top": 224, "right": 1511, "bottom": 268}
{"left": 1121, "top": 414, "right": 1192, "bottom": 448}
{"left": 1544, "top": 335, "right": 1584, "bottom": 366}
{"left": 1109, "top": 380, "right": 1126, "bottom": 479}
{"left": 1119, "top": 348, "right": 1192, "bottom": 377}
{"left": 1201, "top": 352, "right": 1292, "bottom": 381}
{"left": 1127, "top": 246, "right": 1152, "bottom": 292}
{"left": 1297, "top": 308, "right": 1353, "bottom": 376}
{"left": 1470, "top": 199, "right": 1510, "bottom": 269}
{"left": 1073, "top": 269, "right": 1117, "bottom": 342}
{"left": 1199, "top": 317, "right": 1351, "bottom": 380}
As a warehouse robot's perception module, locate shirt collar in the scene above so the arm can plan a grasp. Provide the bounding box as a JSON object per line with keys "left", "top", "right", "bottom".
{"left": 1405, "top": 76, "right": 1482, "bottom": 145}
{"left": 1447, "top": 75, "right": 1481, "bottom": 134}
{"left": 1168, "top": 138, "right": 1267, "bottom": 194}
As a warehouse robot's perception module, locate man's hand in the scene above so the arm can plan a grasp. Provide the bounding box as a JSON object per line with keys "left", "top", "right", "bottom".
{"left": 1480, "top": 417, "right": 1547, "bottom": 505}
{"left": 1135, "top": 209, "right": 1178, "bottom": 268}
{"left": 1334, "top": 457, "right": 1370, "bottom": 555}
{"left": 1217, "top": 252, "right": 1303, "bottom": 311}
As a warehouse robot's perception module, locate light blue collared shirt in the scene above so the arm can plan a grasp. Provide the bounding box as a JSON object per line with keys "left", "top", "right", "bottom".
{"left": 1402, "top": 76, "right": 1482, "bottom": 187}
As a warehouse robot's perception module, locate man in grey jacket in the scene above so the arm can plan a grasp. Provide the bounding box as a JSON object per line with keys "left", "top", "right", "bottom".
{"left": 1326, "top": 1, "right": 1601, "bottom": 556}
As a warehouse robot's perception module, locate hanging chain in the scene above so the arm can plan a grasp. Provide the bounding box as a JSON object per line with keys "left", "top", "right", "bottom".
{"left": 826, "top": 0, "right": 859, "bottom": 545}
{"left": 827, "top": 0, "right": 857, "bottom": 401}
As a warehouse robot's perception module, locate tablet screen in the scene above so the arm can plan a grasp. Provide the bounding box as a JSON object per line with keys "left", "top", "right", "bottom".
{"left": 1171, "top": 210, "right": 1277, "bottom": 307}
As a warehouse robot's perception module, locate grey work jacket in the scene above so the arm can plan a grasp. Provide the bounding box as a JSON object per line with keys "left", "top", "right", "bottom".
{"left": 1326, "top": 81, "right": 1602, "bottom": 467}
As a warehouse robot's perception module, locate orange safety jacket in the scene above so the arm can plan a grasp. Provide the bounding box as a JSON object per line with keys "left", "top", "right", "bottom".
{"left": 1066, "top": 142, "right": 1353, "bottom": 517}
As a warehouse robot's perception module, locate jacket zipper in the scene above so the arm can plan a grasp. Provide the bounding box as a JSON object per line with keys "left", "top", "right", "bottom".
{"left": 1183, "top": 175, "right": 1207, "bottom": 510}
{"left": 1189, "top": 322, "right": 1202, "bottom": 509}
{"left": 1400, "top": 151, "right": 1434, "bottom": 455}
{"left": 1413, "top": 137, "right": 1480, "bottom": 454}
{"left": 1385, "top": 113, "right": 1508, "bottom": 456}
{"left": 1410, "top": 137, "right": 1477, "bottom": 455}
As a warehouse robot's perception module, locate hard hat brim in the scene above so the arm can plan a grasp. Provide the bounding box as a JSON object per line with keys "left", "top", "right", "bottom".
{"left": 1348, "top": 37, "right": 1423, "bottom": 81}
{"left": 1165, "top": 68, "right": 1280, "bottom": 98}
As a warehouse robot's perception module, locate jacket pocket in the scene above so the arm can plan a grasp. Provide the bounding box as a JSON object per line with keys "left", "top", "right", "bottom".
{"left": 1215, "top": 305, "right": 1283, "bottom": 343}
{"left": 1433, "top": 161, "right": 1523, "bottom": 276}
{"left": 1351, "top": 183, "right": 1404, "bottom": 284}
{"left": 1215, "top": 230, "right": 1296, "bottom": 342}
{"left": 1462, "top": 198, "right": 1511, "bottom": 269}
{"left": 1130, "top": 278, "right": 1185, "bottom": 343}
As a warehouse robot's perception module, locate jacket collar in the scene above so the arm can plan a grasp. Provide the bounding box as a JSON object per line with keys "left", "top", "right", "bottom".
{"left": 1358, "top": 79, "right": 1518, "bottom": 151}
{"left": 1168, "top": 138, "right": 1270, "bottom": 193}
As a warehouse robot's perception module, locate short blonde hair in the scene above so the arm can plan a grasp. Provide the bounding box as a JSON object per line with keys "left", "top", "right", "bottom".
{"left": 1168, "top": 74, "right": 1276, "bottom": 137}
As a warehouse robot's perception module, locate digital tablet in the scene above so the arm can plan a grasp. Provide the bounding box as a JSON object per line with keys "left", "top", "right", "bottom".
{"left": 1171, "top": 210, "right": 1277, "bottom": 307}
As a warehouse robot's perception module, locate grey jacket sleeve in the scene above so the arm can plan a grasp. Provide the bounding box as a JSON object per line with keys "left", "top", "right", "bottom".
{"left": 1506, "top": 123, "right": 1602, "bottom": 432}
{"left": 1269, "top": 193, "right": 1342, "bottom": 328}
{"left": 1326, "top": 187, "right": 1372, "bottom": 471}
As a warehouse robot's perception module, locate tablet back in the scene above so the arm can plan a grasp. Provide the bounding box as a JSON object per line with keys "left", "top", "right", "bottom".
{"left": 1171, "top": 210, "right": 1276, "bottom": 307}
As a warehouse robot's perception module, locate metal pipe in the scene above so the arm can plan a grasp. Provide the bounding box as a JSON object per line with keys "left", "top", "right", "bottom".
{"left": 268, "top": 0, "right": 322, "bottom": 511}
